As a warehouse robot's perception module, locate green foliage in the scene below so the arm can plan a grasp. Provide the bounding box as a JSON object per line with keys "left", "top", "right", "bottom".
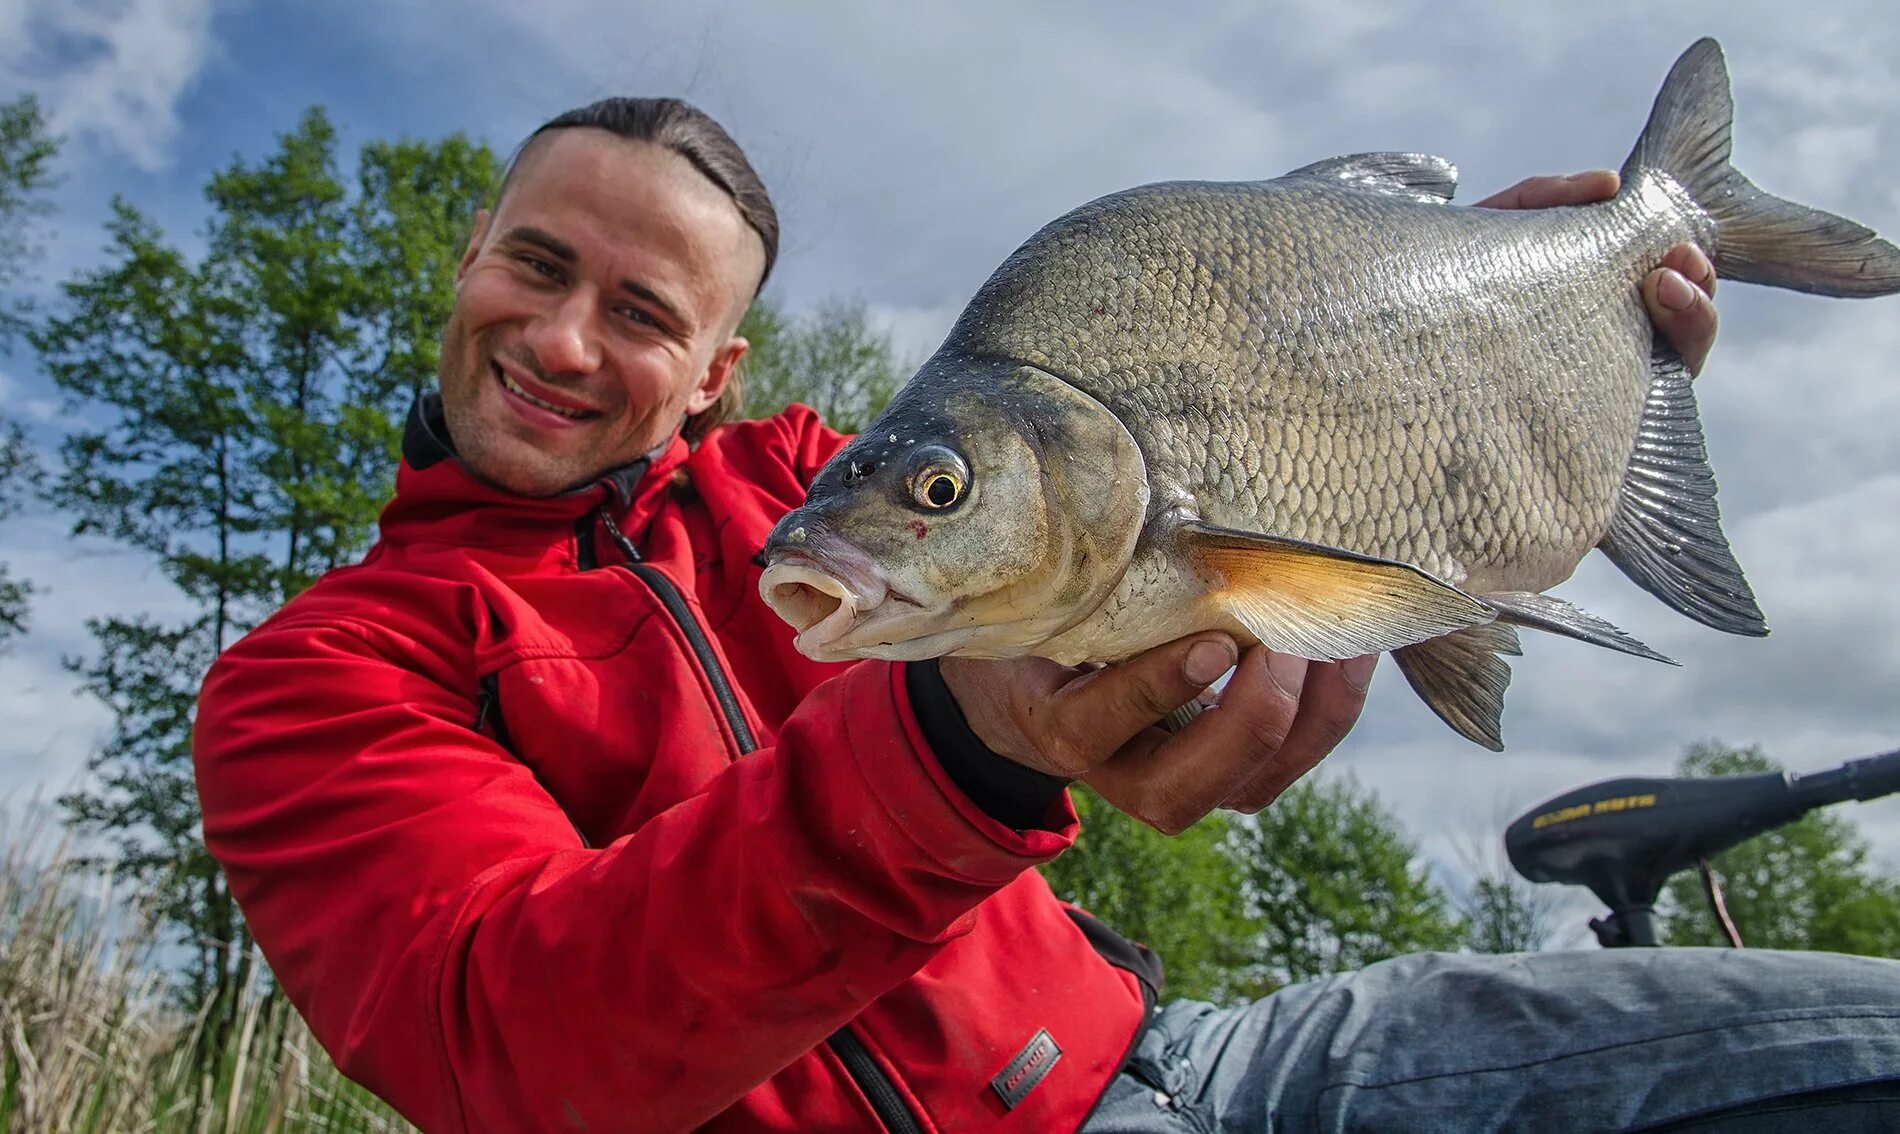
{"left": 1232, "top": 775, "right": 1464, "bottom": 993}
{"left": 0, "top": 93, "right": 58, "bottom": 646}
{"left": 1044, "top": 775, "right": 1466, "bottom": 1003}
{"left": 1461, "top": 873, "right": 1557, "bottom": 954}
{"left": 737, "top": 297, "right": 910, "bottom": 433}
{"left": 31, "top": 107, "right": 497, "bottom": 1045}
{"left": 0, "top": 93, "right": 58, "bottom": 347}
{"left": 0, "top": 421, "right": 38, "bottom": 649}
{"left": 1660, "top": 741, "right": 1900, "bottom": 954}
{"left": 1040, "top": 787, "right": 1254, "bottom": 1003}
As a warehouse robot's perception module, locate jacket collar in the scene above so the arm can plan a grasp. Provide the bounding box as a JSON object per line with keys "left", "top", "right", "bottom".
{"left": 382, "top": 393, "right": 689, "bottom": 547}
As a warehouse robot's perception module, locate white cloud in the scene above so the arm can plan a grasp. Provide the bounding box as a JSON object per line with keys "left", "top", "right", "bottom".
{"left": 0, "top": 0, "right": 222, "bottom": 171}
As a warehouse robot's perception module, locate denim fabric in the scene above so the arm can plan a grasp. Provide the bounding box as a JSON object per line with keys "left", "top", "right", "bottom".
{"left": 1083, "top": 949, "right": 1900, "bottom": 1133}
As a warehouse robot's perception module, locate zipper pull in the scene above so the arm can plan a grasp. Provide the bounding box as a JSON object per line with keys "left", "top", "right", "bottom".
{"left": 597, "top": 506, "right": 644, "bottom": 564}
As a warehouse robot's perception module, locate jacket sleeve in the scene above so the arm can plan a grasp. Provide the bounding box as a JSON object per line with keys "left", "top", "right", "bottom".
{"left": 194, "top": 610, "right": 1076, "bottom": 1132}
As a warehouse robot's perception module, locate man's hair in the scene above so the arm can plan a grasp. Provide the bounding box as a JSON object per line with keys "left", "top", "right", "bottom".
{"left": 501, "top": 97, "right": 777, "bottom": 442}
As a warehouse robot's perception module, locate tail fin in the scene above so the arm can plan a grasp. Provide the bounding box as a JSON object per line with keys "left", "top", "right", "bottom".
{"left": 1624, "top": 38, "right": 1900, "bottom": 297}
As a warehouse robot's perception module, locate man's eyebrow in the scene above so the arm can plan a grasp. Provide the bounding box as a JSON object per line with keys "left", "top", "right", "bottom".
{"left": 618, "top": 277, "right": 691, "bottom": 334}
{"left": 501, "top": 225, "right": 576, "bottom": 264}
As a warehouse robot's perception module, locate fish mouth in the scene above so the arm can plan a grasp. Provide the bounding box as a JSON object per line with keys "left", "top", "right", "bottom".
{"left": 760, "top": 557, "right": 888, "bottom": 655}
{"left": 759, "top": 532, "right": 932, "bottom": 659}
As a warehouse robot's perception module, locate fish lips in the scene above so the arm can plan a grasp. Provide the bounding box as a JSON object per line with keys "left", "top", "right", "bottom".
{"left": 759, "top": 526, "right": 920, "bottom": 660}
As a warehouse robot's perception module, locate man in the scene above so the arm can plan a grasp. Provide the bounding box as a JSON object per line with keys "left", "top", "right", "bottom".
{"left": 193, "top": 98, "right": 1900, "bottom": 1132}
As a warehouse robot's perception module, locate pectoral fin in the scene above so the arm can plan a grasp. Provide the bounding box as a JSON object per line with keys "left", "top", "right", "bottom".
{"left": 1393, "top": 623, "right": 1523, "bottom": 751}
{"left": 1183, "top": 522, "right": 1493, "bottom": 660}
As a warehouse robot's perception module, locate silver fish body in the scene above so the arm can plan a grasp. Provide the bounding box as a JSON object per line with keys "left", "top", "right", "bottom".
{"left": 760, "top": 39, "right": 1900, "bottom": 748}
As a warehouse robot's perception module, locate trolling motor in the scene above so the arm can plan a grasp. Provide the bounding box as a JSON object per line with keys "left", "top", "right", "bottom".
{"left": 1506, "top": 749, "right": 1900, "bottom": 947}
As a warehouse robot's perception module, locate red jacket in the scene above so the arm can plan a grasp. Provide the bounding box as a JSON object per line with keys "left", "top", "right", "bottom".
{"left": 194, "top": 399, "right": 1156, "bottom": 1133}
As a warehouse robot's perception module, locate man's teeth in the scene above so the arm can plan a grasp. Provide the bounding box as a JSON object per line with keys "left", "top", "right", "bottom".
{"left": 499, "top": 370, "right": 588, "bottom": 419}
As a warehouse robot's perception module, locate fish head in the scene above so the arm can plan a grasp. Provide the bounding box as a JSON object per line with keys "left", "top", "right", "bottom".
{"left": 759, "top": 360, "right": 1149, "bottom": 662}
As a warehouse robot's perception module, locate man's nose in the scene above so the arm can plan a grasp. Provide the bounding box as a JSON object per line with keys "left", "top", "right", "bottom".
{"left": 523, "top": 289, "right": 604, "bottom": 375}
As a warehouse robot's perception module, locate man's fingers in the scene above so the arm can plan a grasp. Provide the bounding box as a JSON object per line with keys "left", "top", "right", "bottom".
{"left": 1084, "top": 646, "right": 1307, "bottom": 834}
{"left": 1644, "top": 243, "right": 1720, "bottom": 376}
{"left": 1472, "top": 169, "right": 1619, "bottom": 211}
{"left": 1222, "top": 655, "right": 1376, "bottom": 813}
{"left": 1660, "top": 242, "right": 1717, "bottom": 298}
{"left": 1034, "top": 633, "right": 1238, "bottom": 778}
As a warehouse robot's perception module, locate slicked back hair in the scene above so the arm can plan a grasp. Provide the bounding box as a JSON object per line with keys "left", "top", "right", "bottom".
{"left": 499, "top": 98, "right": 777, "bottom": 442}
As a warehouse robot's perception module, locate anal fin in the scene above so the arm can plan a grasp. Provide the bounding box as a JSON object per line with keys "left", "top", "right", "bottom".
{"left": 1393, "top": 623, "right": 1522, "bottom": 751}
{"left": 1484, "top": 591, "right": 1677, "bottom": 665}
{"left": 1599, "top": 346, "right": 1768, "bottom": 637}
{"left": 1183, "top": 521, "right": 1494, "bottom": 661}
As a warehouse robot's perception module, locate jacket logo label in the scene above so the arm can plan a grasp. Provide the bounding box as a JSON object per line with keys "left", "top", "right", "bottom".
{"left": 990, "top": 1028, "right": 1061, "bottom": 1110}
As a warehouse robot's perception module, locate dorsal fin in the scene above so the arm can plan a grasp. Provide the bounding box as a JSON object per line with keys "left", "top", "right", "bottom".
{"left": 1283, "top": 152, "right": 1459, "bottom": 203}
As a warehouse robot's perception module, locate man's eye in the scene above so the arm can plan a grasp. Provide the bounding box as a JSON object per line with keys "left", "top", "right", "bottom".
{"left": 519, "top": 255, "right": 561, "bottom": 280}
{"left": 615, "top": 305, "right": 658, "bottom": 328}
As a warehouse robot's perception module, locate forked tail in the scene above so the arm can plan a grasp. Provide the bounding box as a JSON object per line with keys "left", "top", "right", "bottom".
{"left": 1624, "top": 37, "right": 1900, "bottom": 297}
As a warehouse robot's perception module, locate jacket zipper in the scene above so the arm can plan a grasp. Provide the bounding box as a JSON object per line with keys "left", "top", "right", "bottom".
{"left": 828, "top": 1026, "right": 926, "bottom": 1134}
{"left": 584, "top": 507, "right": 925, "bottom": 1134}
{"left": 594, "top": 508, "right": 757, "bottom": 757}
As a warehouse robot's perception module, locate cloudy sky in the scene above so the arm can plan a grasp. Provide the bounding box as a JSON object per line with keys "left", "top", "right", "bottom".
{"left": 4, "top": 0, "right": 1898, "bottom": 942}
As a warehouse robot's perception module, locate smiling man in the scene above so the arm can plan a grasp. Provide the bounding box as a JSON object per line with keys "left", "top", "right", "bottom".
{"left": 192, "top": 98, "right": 1900, "bottom": 1133}
{"left": 439, "top": 127, "right": 764, "bottom": 496}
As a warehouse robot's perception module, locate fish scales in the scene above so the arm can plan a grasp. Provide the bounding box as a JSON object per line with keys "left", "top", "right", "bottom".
{"left": 950, "top": 177, "right": 1701, "bottom": 594}
{"left": 758, "top": 39, "right": 1900, "bottom": 747}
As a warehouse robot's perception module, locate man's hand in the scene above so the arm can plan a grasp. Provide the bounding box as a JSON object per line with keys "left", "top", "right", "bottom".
{"left": 1475, "top": 170, "right": 1719, "bottom": 373}
{"left": 941, "top": 641, "right": 1373, "bottom": 834}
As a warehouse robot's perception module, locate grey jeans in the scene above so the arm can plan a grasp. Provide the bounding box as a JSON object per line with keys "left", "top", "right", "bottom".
{"left": 1083, "top": 949, "right": 1900, "bottom": 1133}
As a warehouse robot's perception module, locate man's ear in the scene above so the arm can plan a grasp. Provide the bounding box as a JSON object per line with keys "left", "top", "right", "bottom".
{"left": 454, "top": 209, "right": 493, "bottom": 287}
{"left": 686, "top": 335, "right": 750, "bottom": 415}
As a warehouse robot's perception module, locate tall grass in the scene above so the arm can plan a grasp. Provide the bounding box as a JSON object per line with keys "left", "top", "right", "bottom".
{"left": 0, "top": 808, "right": 413, "bottom": 1133}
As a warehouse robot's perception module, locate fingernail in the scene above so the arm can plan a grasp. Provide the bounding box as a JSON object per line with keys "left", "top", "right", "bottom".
{"left": 1658, "top": 268, "right": 1696, "bottom": 311}
{"left": 1341, "top": 653, "right": 1377, "bottom": 692}
{"left": 1266, "top": 651, "right": 1308, "bottom": 697}
{"left": 1184, "top": 638, "right": 1238, "bottom": 686}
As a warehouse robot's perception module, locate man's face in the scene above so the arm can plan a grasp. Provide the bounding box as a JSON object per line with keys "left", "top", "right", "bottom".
{"left": 438, "top": 129, "right": 765, "bottom": 496}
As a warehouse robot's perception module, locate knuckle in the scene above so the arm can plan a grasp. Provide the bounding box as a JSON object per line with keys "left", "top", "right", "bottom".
{"left": 1236, "top": 712, "right": 1293, "bottom": 758}
{"left": 1041, "top": 720, "right": 1094, "bottom": 775}
{"left": 1131, "top": 791, "right": 1198, "bottom": 836}
{"left": 1145, "top": 808, "right": 1192, "bottom": 837}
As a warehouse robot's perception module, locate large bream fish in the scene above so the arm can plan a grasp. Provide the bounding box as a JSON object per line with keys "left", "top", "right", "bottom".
{"left": 757, "top": 39, "right": 1900, "bottom": 749}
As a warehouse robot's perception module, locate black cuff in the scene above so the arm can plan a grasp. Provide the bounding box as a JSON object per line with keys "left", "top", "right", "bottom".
{"left": 904, "top": 658, "right": 1072, "bottom": 831}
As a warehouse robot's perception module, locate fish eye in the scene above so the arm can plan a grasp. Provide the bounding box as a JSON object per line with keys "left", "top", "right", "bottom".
{"left": 906, "top": 446, "right": 970, "bottom": 511}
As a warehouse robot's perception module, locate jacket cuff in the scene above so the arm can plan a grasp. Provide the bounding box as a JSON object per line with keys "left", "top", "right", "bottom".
{"left": 903, "top": 658, "right": 1073, "bottom": 831}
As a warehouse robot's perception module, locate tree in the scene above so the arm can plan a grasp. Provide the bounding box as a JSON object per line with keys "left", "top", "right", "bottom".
{"left": 0, "top": 93, "right": 57, "bottom": 344}
{"left": 32, "top": 108, "right": 497, "bottom": 1050}
{"left": 1456, "top": 833, "right": 1570, "bottom": 954}
{"left": 738, "top": 297, "right": 910, "bottom": 433}
{"left": 0, "top": 420, "right": 38, "bottom": 649}
{"left": 1660, "top": 741, "right": 1900, "bottom": 954}
{"left": 1461, "top": 873, "right": 1560, "bottom": 954}
{"left": 1231, "top": 775, "right": 1463, "bottom": 994}
{"left": 1040, "top": 788, "right": 1256, "bottom": 1003}
{"left": 0, "top": 93, "right": 58, "bottom": 647}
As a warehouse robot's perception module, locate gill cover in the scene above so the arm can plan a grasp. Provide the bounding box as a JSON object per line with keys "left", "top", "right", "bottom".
{"left": 760, "top": 360, "right": 1151, "bottom": 660}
